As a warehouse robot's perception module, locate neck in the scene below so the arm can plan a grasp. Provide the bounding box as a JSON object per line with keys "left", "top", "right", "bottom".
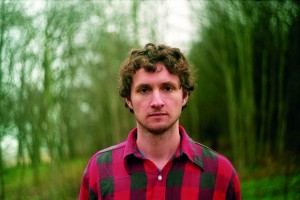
{"left": 136, "top": 124, "right": 180, "bottom": 169}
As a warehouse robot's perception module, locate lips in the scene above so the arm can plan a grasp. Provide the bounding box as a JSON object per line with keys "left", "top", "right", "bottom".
{"left": 149, "top": 112, "right": 167, "bottom": 117}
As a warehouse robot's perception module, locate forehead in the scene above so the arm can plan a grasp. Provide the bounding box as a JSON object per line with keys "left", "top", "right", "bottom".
{"left": 132, "top": 63, "right": 180, "bottom": 86}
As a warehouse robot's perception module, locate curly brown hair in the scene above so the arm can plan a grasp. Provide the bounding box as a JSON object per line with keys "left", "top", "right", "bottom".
{"left": 119, "top": 43, "right": 195, "bottom": 110}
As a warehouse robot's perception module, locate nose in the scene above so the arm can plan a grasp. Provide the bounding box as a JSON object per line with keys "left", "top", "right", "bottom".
{"left": 150, "top": 90, "right": 164, "bottom": 108}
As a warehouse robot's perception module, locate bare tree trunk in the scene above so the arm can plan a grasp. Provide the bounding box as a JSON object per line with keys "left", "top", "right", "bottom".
{"left": 234, "top": 16, "right": 256, "bottom": 165}
{"left": 0, "top": 0, "right": 4, "bottom": 86}
{"left": 0, "top": 136, "right": 5, "bottom": 200}
{"left": 258, "top": 48, "right": 268, "bottom": 158}
{"left": 131, "top": 0, "right": 140, "bottom": 46}
{"left": 0, "top": 0, "right": 6, "bottom": 197}
{"left": 276, "top": 23, "right": 288, "bottom": 158}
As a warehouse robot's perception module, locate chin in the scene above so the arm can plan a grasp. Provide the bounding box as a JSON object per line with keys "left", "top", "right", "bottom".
{"left": 148, "top": 128, "right": 168, "bottom": 135}
{"left": 137, "top": 118, "right": 179, "bottom": 135}
{"left": 145, "top": 123, "right": 176, "bottom": 135}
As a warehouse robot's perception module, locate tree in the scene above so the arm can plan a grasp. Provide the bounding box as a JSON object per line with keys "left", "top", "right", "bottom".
{"left": 0, "top": 0, "right": 35, "bottom": 198}
{"left": 189, "top": 0, "right": 299, "bottom": 170}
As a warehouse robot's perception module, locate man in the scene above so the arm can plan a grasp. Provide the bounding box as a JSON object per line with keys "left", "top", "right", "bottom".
{"left": 79, "top": 43, "right": 241, "bottom": 200}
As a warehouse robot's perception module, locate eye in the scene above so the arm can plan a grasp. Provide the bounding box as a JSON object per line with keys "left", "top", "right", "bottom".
{"left": 138, "top": 87, "right": 149, "bottom": 93}
{"left": 164, "top": 86, "right": 174, "bottom": 92}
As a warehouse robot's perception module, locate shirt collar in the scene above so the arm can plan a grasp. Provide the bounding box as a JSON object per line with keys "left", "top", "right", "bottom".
{"left": 178, "top": 126, "right": 204, "bottom": 170}
{"left": 123, "top": 128, "right": 139, "bottom": 158}
{"left": 123, "top": 126, "right": 205, "bottom": 173}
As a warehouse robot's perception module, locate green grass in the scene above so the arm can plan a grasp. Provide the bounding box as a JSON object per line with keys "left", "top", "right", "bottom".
{"left": 241, "top": 173, "right": 300, "bottom": 200}
{"left": 3, "top": 159, "right": 300, "bottom": 199}
{"left": 3, "top": 158, "right": 87, "bottom": 200}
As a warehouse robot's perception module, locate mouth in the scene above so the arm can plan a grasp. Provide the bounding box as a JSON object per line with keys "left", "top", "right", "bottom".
{"left": 149, "top": 113, "right": 167, "bottom": 117}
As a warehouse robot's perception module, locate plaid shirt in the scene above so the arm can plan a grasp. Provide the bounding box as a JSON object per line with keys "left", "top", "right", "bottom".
{"left": 79, "top": 126, "right": 241, "bottom": 200}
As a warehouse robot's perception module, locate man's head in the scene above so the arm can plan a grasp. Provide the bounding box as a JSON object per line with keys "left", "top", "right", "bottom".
{"left": 119, "top": 43, "right": 195, "bottom": 112}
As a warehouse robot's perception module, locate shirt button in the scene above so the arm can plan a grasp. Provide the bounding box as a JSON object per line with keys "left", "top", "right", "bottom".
{"left": 158, "top": 174, "right": 162, "bottom": 181}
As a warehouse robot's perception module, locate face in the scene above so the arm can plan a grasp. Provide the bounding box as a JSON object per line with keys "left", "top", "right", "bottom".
{"left": 125, "top": 63, "right": 189, "bottom": 134}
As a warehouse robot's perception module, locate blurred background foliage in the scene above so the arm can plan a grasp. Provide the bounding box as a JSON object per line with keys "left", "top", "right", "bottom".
{"left": 0, "top": 0, "right": 299, "bottom": 199}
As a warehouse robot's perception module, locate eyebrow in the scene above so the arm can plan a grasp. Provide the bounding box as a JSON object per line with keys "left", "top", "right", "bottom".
{"left": 135, "top": 84, "right": 150, "bottom": 89}
{"left": 161, "top": 81, "right": 179, "bottom": 87}
{"left": 135, "top": 81, "right": 180, "bottom": 89}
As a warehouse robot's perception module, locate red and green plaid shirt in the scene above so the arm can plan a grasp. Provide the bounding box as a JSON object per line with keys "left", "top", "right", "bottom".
{"left": 79, "top": 126, "right": 241, "bottom": 200}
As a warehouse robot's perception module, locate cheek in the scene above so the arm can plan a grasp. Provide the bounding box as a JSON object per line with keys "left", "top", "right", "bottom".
{"left": 130, "top": 98, "right": 144, "bottom": 110}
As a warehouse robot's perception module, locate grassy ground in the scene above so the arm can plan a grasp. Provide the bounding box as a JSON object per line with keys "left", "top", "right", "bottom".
{"left": 3, "top": 159, "right": 87, "bottom": 200}
{"left": 241, "top": 174, "right": 300, "bottom": 199}
{"left": 3, "top": 158, "right": 300, "bottom": 199}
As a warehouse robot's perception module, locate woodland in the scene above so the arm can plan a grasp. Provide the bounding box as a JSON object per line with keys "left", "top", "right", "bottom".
{"left": 0, "top": 0, "right": 299, "bottom": 199}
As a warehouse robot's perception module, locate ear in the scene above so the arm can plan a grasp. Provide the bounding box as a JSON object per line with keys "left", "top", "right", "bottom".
{"left": 125, "top": 98, "right": 133, "bottom": 109}
{"left": 182, "top": 92, "right": 189, "bottom": 107}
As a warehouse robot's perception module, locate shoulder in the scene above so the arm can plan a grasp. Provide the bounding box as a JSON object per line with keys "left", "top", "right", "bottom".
{"left": 86, "top": 141, "right": 127, "bottom": 169}
{"left": 196, "top": 142, "right": 219, "bottom": 158}
{"left": 194, "top": 142, "right": 236, "bottom": 172}
{"left": 99, "top": 141, "right": 127, "bottom": 154}
{"left": 80, "top": 141, "right": 128, "bottom": 198}
{"left": 193, "top": 141, "right": 241, "bottom": 199}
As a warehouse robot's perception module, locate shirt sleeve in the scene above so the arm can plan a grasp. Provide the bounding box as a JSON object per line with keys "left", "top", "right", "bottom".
{"left": 79, "top": 158, "right": 99, "bottom": 200}
{"left": 226, "top": 169, "right": 241, "bottom": 200}
{"left": 214, "top": 153, "right": 241, "bottom": 200}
